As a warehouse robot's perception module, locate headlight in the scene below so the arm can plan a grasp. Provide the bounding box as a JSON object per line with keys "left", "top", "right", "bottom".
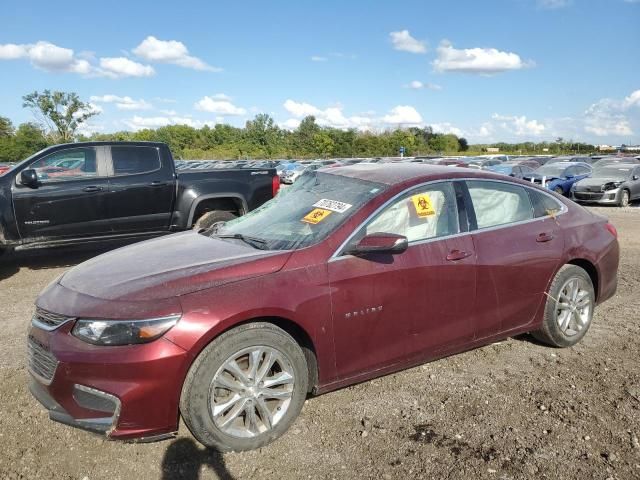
{"left": 602, "top": 182, "right": 622, "bottom": 192}
{"left": 72, "top": 315, "right": 180, "bottom": 346}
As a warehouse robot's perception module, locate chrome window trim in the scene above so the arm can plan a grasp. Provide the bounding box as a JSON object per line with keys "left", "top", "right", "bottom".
{"left": 329, "top": 177, "right": 568, "bottom": 260}
{"left": 31, "top": 316, "right": 74, "bottom": 332}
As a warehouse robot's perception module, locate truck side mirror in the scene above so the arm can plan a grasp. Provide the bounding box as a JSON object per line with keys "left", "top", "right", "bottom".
{"left": 21, "top": 169, "right": 39, "bottom": 188}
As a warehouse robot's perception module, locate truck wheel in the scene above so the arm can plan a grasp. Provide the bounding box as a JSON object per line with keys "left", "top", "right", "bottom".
{"left": 180, "top": 322, "right": 309, "bottom": 452}
{"left": 193, "top": 211, "right": 237, "bottom": 231}
{"left": 532, "top": 265, "right": 595, "bottom": 348}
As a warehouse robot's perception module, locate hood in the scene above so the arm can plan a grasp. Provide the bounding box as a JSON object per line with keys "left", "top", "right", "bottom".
{"left": 60, "top": 231, "right": 292, "bottom": 301}
{"left": 575, "top": 177, "right": 623, "bottom": 188}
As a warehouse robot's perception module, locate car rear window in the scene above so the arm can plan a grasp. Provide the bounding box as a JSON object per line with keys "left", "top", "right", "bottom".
{"left": 111, "top": 146, "right": 160, "bottom": 176}
{"left": 467, "top": 180, "right": 533, "bottom": 229}
{"left": 528, "top": 189, "right": 564, "bottom": 218}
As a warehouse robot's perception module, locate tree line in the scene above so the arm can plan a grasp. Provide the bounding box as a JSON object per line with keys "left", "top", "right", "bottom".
{"left": 0, "top": 90, "right": 597, "bottom": 163}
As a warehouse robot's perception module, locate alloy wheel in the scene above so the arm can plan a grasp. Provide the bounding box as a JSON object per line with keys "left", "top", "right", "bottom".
{"left": 554, "top": 278, "right": 592, "bottom": 337}
{"left": 209, "top": 346, "right": 295, "bottom": 438}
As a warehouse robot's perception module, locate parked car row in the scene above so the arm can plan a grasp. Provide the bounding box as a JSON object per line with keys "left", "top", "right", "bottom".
{"left": 266, "top": 153, "right": 639, "bottom": 207}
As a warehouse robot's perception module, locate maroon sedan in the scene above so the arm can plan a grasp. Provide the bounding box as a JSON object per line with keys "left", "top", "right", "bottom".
{"left": 28, "top": 164, "right": 619, "bottom": 451}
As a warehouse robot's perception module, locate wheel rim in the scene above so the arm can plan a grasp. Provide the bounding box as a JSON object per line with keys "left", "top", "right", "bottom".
{"left": 555, "top": 278, "right": 592, "bottom": 337}
{"left": 209, "top": 346, "right": 295, "bottom": 438}
{"left": 622, "top": 191, "right": 629, "bottom": 207}
{"left": 554, "top": 186, "right": 564, "bottom": 195}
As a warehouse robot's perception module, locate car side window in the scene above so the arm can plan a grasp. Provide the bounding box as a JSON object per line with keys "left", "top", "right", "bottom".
{"left": 466, "top": 180, "right": 533, "bottom": 229}
{"left": 111, "top": 146, "right": 160, "bottom": 176}
{"left": 528, "top": 189, "right": 564, "bottom": 218}
{"left": 29, "top": 147, "right": 97, "bottom": 182}
{"left": 576, "top": 166, "right": 591, "bottom": 175}
{"left": 363, "top": 182, "right": 459, "bottom": 242}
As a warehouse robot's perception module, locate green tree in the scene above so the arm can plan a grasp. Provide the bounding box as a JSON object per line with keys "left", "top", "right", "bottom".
{"left": 22, "top": 90, "right": 99, "bottom": 142}
{"left": 0, "top": 116, "right": 14, "bottom": 138}
{"left": 457, "top": 137, "right": 469, "bottom": 152}
{"left": 312, "top": 132, "right": 335, "bottom": 157}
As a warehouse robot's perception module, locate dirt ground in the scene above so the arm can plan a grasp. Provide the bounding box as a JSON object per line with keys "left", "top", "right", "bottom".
{"left": 1, "top": 206, "right": 639, "bottom": 480}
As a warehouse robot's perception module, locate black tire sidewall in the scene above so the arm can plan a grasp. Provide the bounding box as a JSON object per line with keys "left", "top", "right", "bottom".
{"left": 538, "top": 265, "right": 595, "bottom": 347}
{"left": 180, "top": 323, "right": 309, "bottom": 452}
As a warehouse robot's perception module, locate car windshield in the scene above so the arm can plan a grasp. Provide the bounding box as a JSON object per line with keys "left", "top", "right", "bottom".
{"left": 488, "top": 166, "right": 512, "bottom": 174}
{"left": 536, "top": 164, "right": 567, "bottom": 177}
{"left": 212, "top": 171, "right": 387, "bottom": 250}
{"left": 592, "top": 166, "right": 633, "bottom": 180}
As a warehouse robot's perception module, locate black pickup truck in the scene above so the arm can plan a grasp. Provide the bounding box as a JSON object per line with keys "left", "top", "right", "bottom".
{"left": 0, "top": 141, "right": 279, "bottom": 255}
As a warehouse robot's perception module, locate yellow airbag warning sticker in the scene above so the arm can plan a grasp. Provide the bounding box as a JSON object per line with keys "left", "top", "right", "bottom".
{"left": 411, "top": 194, "right": 436, "bottom": 217}
{"left": 302, "top": 208, "right": 332, "bottom": 224}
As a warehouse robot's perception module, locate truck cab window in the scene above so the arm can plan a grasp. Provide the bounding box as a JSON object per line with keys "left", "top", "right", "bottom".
{"left": 111, "top": 146, "right": 160, "bottom": 175}
{"left": 30, "top": 148, "right": 97, "bottom": 182}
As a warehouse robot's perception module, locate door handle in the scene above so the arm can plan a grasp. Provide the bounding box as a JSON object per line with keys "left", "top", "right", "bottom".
{"left": 446, "top": 250, "right": 472, "bottom": 261}
{"left": 536, "top": 232, "right": 554, "bottom": 243}
{"left": 82, "top": 186, "right": 103, "bottom": 193}
{"left": 150, "top": 181, "right": 166, "bottom": 187}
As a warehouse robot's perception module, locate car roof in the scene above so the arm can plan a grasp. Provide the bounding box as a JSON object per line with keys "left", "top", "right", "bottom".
{"left": 323, "top": 162, "right": 521, "bottom": 186}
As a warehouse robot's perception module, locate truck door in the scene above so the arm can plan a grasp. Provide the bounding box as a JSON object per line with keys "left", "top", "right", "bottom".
{"left": 105, "top": 145, "right": 175, "bottom": 233}
{"left": 11, "top": 146, "right": 111, "bottom": 240}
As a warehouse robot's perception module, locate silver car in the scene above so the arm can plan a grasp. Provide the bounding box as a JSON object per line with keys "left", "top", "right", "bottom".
{"left": 572, "top": 163, "right": 640, "bottom": 207}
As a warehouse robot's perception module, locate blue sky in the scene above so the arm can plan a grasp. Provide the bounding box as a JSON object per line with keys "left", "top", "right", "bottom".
{"left": 1, "top": 0, "right": 639, "bottom": 144}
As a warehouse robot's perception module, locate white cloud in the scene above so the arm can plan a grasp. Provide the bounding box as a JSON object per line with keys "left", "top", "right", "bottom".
{"left": 280, "top": 118, "right": 301, "bottom": 130}
{"left": 98, "top": 57, "right": 155, "bottom": 78}
{"left": 90, "top": 95, "right": 152, "bottom": 110}
{"left": 124, "top": 115, "right": 216, "bottom": 130}
{"left": 311, "top": 56, "right": 328, "bottom": 62}
{"left": 132, "top": 36, "right": 220, "bottom": 71}
{"left": 282, "top": 99, "right": 375, "bottom": 130}
{"left": 405, "top": 80, "right": 442, "bottom": 90}
{"left": 160, "top": 109, "right": 177, "bottom": 115}
{"left": 390, "top": 30, "right": 427, "bottom": 54}
{"left": 492, "top": 114, "right": 546, "bottom": 135}
{"left": 282, "top": 100, "right": 423, "bottom": 130}
{"left": 537, "top": 0, "right": 571, "bottom": 9}
{"left": 0, "top": 41, "right": 92, "bottom": 74}
{"left": 382, "top": 105, "right": 423, "bottom": 126}
{"left": 431, "top": 122, "right": 464, "bottom": 137}
{"left": 623, "top": 89, "right": 640, "bottom": 109}
{"left": 194, "top": 95, "right": 246, "bottom": 115}
{"left": 433, "top": 41, "right": 531, "bottom": 74}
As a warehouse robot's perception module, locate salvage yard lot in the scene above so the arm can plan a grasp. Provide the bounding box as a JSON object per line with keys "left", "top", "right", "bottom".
{"left": 1, "top": 207, "right": 639, "bottom": 480}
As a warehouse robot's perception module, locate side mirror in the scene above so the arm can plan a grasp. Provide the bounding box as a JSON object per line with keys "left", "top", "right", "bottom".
{"left": 20, "top": 169, "right": 39, "bottom": 188}
{"left": 348, "top": 232, "right": 408, "bottom": 256}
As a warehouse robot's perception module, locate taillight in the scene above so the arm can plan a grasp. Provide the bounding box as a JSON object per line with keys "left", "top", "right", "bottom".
{"left": 605, "top": 222, "right": 618, "bottom": 239}
{"left": 272, "top": 175, "right": 280, "bottom": 197}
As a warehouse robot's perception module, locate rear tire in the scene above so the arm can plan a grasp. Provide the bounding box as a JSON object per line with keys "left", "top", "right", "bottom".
{"left": 618, "top": 189, "right": 630, "bottom": 208}
{"left": 193, "top": 210, "right": 237, "bottom": 231}
{"left": 180, "top": 322, "right": 309, "bottom": 452}
{"left": 532, "top": 265, "right": 595, "bottom": 348}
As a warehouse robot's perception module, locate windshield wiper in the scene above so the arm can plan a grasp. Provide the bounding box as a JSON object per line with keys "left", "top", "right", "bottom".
{"left": 213, "top": 233, "right": 268, "bottom": 250}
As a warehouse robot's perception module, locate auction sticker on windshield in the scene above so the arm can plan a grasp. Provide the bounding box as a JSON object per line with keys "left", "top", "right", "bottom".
{"left": 411, "top": 194, "right": 436, "bottom": 217}
{"left": 302, "top": 208, "right": 332, "bottom": 224}
{"left": 313, "top": 199, "right": 353, "bottom": 213}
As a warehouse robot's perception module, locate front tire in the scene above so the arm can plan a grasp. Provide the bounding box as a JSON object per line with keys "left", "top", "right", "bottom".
{"left": 618, "top": 189, "right": 630, "bottom": 207}
{"left": 180, "top": 323, "right": 309, "bottom": 451}
{"left": 532, "top": 265, "right": 595, "bottom": 348}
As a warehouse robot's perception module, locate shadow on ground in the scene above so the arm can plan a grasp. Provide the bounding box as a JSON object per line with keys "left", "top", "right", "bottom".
{"left": 0, "top": 240, "right": 137, "bottom": 282}
{"left": 161, "top": 438, "right": 234, "bottom": 480}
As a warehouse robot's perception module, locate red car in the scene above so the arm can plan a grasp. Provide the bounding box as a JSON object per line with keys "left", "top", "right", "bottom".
{"left": 29, "top": 164, "right": 619, "bottom": 451}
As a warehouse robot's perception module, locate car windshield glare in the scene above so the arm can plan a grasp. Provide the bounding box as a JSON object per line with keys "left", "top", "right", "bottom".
{"left": 592, "top": 166, "right": 633, "bottom": 180}
{"left": 212, "top": 171, "right": 387, "bottom": 250}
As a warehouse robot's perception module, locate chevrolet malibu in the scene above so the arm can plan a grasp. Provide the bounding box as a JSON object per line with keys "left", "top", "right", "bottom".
{"left": 28, "top": 164, "right": 619, "bottom": 452}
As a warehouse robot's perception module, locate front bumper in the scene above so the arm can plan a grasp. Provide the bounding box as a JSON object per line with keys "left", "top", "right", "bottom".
{"left": 28, "top": 320, "right": 188, "bottom": 441}
{"left": 572, "top": 188, "right": 620, "bottom": 204}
